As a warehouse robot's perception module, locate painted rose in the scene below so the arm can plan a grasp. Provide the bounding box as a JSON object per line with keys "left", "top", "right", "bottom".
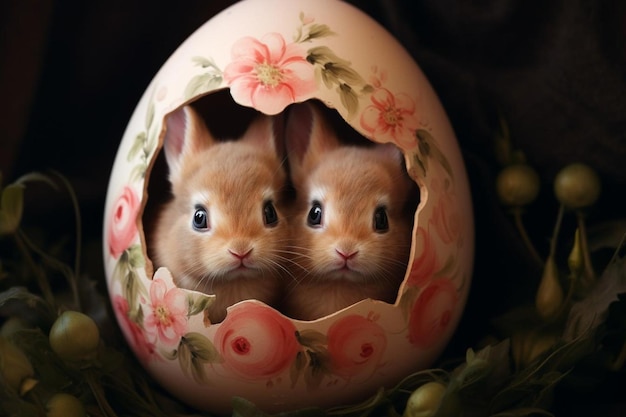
{"left": 144, "top": 278, "right": 188, "bottom": 346}
{"left": 107, "top": 185, "right": 140, "bottom": 259}
{"left": 223, "top": 33, "right": 316, "bottom": 115}
{"left": 360, "top": 87, "right": 419, "bottom": 149}
{"left": 327, "top": 314, "right": 387, "bottom": 379}
{"left": 408, "top": 278, "right": 459, "bottom": 349}
{"left": 214, "top": 303, "right": 299, "bottom": 379}
{"left": 429, "top": 180, "right": 461, "bottom": 245}
{"left": 112, "top": 295, "right": 156, "bottom": 363}
{"left": 406, "top": 227, "right": 439, "bottom": 287}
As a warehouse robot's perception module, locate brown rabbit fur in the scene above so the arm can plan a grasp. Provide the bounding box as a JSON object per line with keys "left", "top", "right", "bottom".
{"left": 152, "top": 105, "right": 291, "bottom": 323}
{"left": 283, "top": 102, "right": 417, "bottom": 321}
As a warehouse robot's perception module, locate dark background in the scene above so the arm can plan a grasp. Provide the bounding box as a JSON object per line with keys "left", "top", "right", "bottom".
{"left": 2, "top": 0, "right": 625, "bottom": 415}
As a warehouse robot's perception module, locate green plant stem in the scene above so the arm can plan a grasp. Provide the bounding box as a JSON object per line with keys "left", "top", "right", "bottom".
{"left": 13, "top": 232, "right": 56, "bottom": 308}
{"left": 575, "top": 210, "right": 596, "bottom": 286}
{"left": 512, "top": 208, "right": 544, "bottom": 267}
{"left": 16, "top": 228, "right": 82, "bottom": 310}
{"left": 549, "top": 204, "right": 565, "bottom": 259}
{"left": 50, "top": 171, "right": 82, "bottom": 311}
{"left": 85, "top": 369, "right": 118, "bottom": 417}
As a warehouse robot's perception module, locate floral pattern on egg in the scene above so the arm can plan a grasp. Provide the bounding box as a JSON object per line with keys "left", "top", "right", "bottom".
{"left": 103, "top": 0, "right": 473, "bottom": 413}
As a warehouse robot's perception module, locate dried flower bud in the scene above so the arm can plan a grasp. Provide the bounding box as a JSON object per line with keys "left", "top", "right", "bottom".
{"left": 496, "top": 164, "right": 540, "bottom": 207}
{"left": 567, "top": 228, "right": 584, "bottom": 277}
{"left": 49, "top": 311, "right": 100, "bottom": 362}
{"left": 511, "top": 329, "right": 559, "bottom": 369}
{"left": 46, "top": 393, "right": 87, "bottom": 417}
{"left": 554, "top": 163, "right": 600, "bottom": 209}
{"left": 535, "top": 256, "right": 564, "bottom": 320}
{"left": 0, "top": 336, "right": 38, "bottom": 395}
{"left": 0, "top": 316, "right": 30, "bottom": 337}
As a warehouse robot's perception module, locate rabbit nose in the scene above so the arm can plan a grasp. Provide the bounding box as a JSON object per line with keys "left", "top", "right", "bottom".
{"left": 229, "top": 248, "right": 253, "bottom": 260}
{"left": 336, "top": 249, "right": 358, "bottom": 260}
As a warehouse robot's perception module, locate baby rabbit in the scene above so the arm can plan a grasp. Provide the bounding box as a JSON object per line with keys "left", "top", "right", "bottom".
{"left": 152, "top": 105, "right": 290, "bottom": 323}
{"left": 283, "top": 102, "right": 417, "bottom": 321}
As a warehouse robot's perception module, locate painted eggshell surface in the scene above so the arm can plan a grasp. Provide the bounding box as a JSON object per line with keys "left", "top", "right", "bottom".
{"left": 103, "top": 0, "right": 474, "bottom": 414}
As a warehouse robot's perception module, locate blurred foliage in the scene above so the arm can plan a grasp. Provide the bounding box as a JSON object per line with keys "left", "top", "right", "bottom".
{"left": 0, "top": 122, "right": 625, "bottom": 416}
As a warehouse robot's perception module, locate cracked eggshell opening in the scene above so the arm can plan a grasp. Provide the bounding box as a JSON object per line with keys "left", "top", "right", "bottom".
{"left": 103, "top": 0, "right": 474, "bottom": 414}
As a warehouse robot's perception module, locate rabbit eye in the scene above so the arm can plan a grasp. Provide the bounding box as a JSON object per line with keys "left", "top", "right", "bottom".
{"left": 307, "top": 201, "right": 323, "bottom": 228}
{"left": 192, "top": 205, "right": 209, "bottom": 231}
{"left": 263, "top": 201, "right": 279, "bottom": 227}
{"left": 373, "top": 206, "right": 389, "bottom": 233}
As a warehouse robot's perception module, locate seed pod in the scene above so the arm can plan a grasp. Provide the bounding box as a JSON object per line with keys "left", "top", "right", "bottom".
{"left": 567, "top": 228, "right": 584, "bottom": 277}
{"left": 554, "top": 163, "right": 601, "bottom": 209}
{"left": 49, "top": 311, "right": 100, "bottom": 362}
{"left": 403, "top": 381, "right": 447, "bottom": 417}
{"left": 496, "top": 164, "right": 540, "bottom": 207}
{"left": 46, "top": 393, "right": 87, "bottom": 417}
{"left": 0, "top": 336, "right": 38, "bottom": 395}
{"left": 535, "top": 256, "right": 564, "bottom": 320}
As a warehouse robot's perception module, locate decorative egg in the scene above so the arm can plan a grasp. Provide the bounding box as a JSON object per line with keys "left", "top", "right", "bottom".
{"left": 103, "top": 0, "right": 474, "bottom": 414}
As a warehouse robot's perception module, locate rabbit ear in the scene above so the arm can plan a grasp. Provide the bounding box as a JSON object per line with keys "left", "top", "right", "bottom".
{"left": 240, "top": 113, "right": 284, "bottom": 158}
{"left": 163, "top": 105, "right": 215, "bottom": 184}
{"left": 286, "top": 102, "right": 340, "bottom": 185}
{"left": 374, "top": 142, "right": 405, "bottom": 165}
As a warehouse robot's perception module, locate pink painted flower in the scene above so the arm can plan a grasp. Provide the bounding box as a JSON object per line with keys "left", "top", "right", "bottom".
{"left": 214, "top": 303, "right": 299, "bottom": 379}
{"left": 360, "top": 88, "right": 419, "bottom": 149}
{"left": 112, "top": 295, "right": 157, "bottom": 363}
{"left": 406, "top": 227, "right": 439, "bottom": 287}
{"left": 327, "top": 314, "right": 387, "bottom": 379}
{"left": 408, "top": 279, "right": 459, "bottom": 349}
{"left": 368, "top": 65, "right": 388, "bottom": 89}
{"left": 144, "top": 278, "right": 188, "bottom": 346}
{"left": 429, "top": 180, "right": 461, "bottom": 245}
{"left": 223, "top": 33, "right": 316, "bottom": 115}
{"left": 107, "top": 185, "right": 140, "bottom": 259}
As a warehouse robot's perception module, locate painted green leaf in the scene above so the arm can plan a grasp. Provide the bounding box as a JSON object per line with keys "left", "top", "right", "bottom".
{"left": 306, "top": 23, "right": 335, "bottom": 40}
{"left": 296, "top": 329, "right": 328, "bottom": 350}
{"left": 184, "top": 73, "right": 223, "bottom": 100}
{"left": 127, "top": 132, "right": 146, "bottom": 162}
{"left": 411, "top": 151, "right": 427, "bottom": 179}
{"left": 187, "top": 293, "right": 214, "bottom": 317}
{"left": 306, "top": 46, "right": 337, "bottom": 65}
{"left": 127, "top": 244, "right": 145, "bottom": 269}
{"left": 161, "top": 347, "right": 178, "bottom": 361}
{"left": 416, "top": 129, "right": 454, "bottom": 181}
{"left": 399, "top": 285, "right": 420, "bottom": 323}
{"left": 318, "top": 67, "right": 338, "bottom": 90}
{"left": 124, "top": 269, "right": 141, "bottom": 315}
{"left": 361, "top": 84, "right": 375, "bottom": 94}
{"left": 0, "top": 184, "right": 25, "bottom": 235}
{"left": 130, "top": 304, "right": 144, "bottom": 327}
{"left": 338, "top": 83, "right": 359, "bottom": 117}
{"left": 303, "top": 349, "right": 329, "bottom": 390}
{"left": 145, "top": 101, "right": 155, "bottom": 131}
{"left": 191, "top": 56, "right": 220, "bottom": 70}
{"left": 129, "top": 163, "right": 147, "bottom": 183}
{"left": 290, "top": 350, "right": 306, "bottom": 388}
{"left": 325, "top": 62, "right": 365, "bottom": 86}
{"left": 183, "top": 332, "right": 221, "bottom": 363}
{"left": 178, "top": 332, "right": 222, "bottom": 384}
